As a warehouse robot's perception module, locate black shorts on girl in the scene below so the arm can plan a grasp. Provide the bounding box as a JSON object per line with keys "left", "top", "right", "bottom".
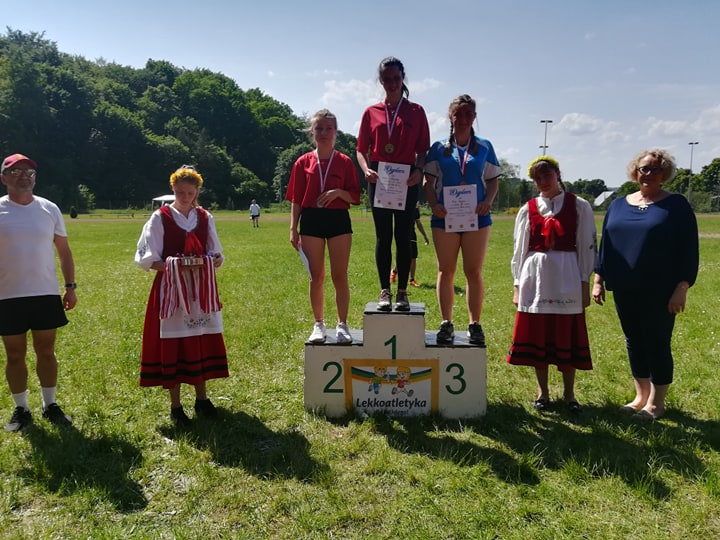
{"left": 299, "top": 207, "right": 352, "bottom": 238}
{"left": 0, "top": 295, "right": 68, "bottom": 335}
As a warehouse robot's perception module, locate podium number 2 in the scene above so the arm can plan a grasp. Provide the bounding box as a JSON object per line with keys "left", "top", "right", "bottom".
{"left": 323, "top": 361, "right": 343, "bottom": 393}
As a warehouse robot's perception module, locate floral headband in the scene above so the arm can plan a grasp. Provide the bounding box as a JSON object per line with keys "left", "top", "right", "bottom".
{"left": 527, "top": 155, "right": 560, "bottom": 178}
{"left": 170, "top": 167, "right": 203, "bottom": 188}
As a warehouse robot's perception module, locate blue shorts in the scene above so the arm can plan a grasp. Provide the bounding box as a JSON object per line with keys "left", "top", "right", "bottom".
{"left": 0, "top": 295, "right": 68, "bottom": 335}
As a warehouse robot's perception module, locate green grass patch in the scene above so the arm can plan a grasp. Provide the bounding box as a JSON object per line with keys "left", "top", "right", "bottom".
{"left": 0, "top": 213, "right": 719, "bottom": 538}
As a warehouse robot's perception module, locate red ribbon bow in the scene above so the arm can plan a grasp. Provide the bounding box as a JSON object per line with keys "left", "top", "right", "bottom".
{"left": 541, "top": 216, "right": 565, "bottom": 249}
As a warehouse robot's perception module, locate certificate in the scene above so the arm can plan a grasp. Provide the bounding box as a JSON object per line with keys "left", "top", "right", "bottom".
{"left": 373, "top": 162, "right": 410, "bottom": 210}
{"left": 443, "top": 184, "right": 478, "bottom": 232}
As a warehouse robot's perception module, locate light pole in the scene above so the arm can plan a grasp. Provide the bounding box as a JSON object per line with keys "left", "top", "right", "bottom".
{"left": 540, "top": 120, "right": 553, "bottom": 154}
{"left": 688, "top": 141, "right": 699, "bottom": 201}
{"left": 539, "top": 145, "right": 548, "bottom": 154}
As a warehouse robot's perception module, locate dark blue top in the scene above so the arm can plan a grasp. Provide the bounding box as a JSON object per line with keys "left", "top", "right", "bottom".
{"left": 596, "top": 193, "right": 698, "bottom": 292}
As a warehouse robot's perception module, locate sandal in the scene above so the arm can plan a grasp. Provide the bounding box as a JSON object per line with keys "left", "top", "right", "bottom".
{"left": 566, "top": 399, "right": 582, "bottom": 413}
{"left": 532, "top": 398, "right": 550, "bottom": 411}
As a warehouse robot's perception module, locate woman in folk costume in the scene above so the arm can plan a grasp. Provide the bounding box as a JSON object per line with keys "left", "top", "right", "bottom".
{"left": 135, "top": 165, "right": 228, "bottom": 426}
{"left": 507, "top": 156, "right": 596, "bottom": 413}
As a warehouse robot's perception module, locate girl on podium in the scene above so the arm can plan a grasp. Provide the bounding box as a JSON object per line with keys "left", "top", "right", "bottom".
{"left": 356, "top": 56, "right": 430, "bottom": 312}
{"left": 287, "top": 110, "right": 360, "bottom": 344}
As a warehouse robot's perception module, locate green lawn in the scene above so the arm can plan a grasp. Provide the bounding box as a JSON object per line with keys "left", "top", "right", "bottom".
{"left": 1, "top": 211, "right": 719, "bottom": 539}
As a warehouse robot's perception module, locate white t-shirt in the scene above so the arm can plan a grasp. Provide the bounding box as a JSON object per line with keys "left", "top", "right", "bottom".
{"left": 0, "top": 195, "right": 67, "bottom": 300}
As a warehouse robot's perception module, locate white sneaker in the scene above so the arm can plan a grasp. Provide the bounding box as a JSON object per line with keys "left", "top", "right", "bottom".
{"left": 336, "top": 323, "right": 352, "bottom": 344}
{"left": 308, "top": 322, "right": 326, "bottom": 343}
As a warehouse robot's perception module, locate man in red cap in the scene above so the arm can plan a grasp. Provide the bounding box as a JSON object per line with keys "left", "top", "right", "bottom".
{"left": 0, "top": 153, "right": 77, "bottom": 431}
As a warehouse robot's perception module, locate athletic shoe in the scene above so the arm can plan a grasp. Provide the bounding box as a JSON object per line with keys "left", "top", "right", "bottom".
{"left": 409, "top": 279, "right": 420, "bottom": 287}
{"left": 4, "top": 407, "right": 32, "bottom": 432}
{"left": 336, "top": 323, "right": 353, "bottom": 344}
{"left": 377, "top": 289, "right": 392, "bottom": 311}
{"left": 194, "top": 398, "right": 218, "bottom": 417}
{"left": 436, "top": 320, "right": 455, "bottom": 344}
{"left": 42, "top": 403, "right": 72, "bottom": 426}
{"left": 390, "top": 269, "right": 397, "bottom": 283}
{"left": 467, "top": 322, "right": 486, "bottom": 346}
{"left": 171, "top": 406, "right": 191, "bottom": 426}
{"left": 309, "top": 322, "right": 327, "bottom": 343}
{"left": 395, "top": 290, "right": 410, "bottom": 311}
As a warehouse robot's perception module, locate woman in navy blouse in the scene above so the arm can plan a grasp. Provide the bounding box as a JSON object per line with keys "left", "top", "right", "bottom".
{"left": 593, "top": 149, "right": 698, "bottom": 420}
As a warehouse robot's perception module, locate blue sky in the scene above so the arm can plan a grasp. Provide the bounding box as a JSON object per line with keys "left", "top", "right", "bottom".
{"left": 4, "top": 0, "right": 719, "bottom": 187}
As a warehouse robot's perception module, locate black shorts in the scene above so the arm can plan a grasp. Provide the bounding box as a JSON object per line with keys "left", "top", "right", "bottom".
{"left": 299, "top": 207, "right": 353, "bottom": 239}
{"left": 0, "top": 295, "right": 68, "bottom": 336}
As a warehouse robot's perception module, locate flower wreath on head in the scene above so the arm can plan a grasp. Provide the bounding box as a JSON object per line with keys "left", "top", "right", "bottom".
{"left": 527, "top": 155, "right": 560, "bottom": 178}
{"left": 170, "top": 166, "right": 203, "bottom": 188}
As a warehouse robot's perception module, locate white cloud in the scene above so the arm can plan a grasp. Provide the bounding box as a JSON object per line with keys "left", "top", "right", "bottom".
{"left": 267, "top": 70, "right": 275, "bottom": 78}
{"left": 321, "top": 79, "right": 377, "bottom": 106}
{"left": 646, "top": 117, "right": 689, "bottom": 137}
{"left": 305, "top": 68, "right": 342, "bottom": 78}
{"left": 558, "top": 113, "right": 608, "bottom": 135}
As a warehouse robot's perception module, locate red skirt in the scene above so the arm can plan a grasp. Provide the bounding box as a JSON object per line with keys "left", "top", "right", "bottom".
{"left": 507, "top": 311, "right": 592, "bottom": 372}
{"left": 140, "top": 274, "right": 229, "bottom": 388}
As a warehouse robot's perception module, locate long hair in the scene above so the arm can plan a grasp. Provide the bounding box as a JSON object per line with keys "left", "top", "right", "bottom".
{"left": 378, "top": 56, "right": 410, "bottom": 99}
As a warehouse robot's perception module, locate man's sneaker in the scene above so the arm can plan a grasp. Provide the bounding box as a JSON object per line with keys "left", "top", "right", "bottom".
{"left": 467, "top": 322, "right": 486, "bottom": 346}
{"left": 395, "top": 290, "right": 410, "bottom": 311}
{"left": 409, "top": 279, "right": 420, "bottom": 287}
{"left": 309, "top": 322, "right": 327, "bottom": 343}
{"left": 390, "top": 269, "right": 397, "bottom": 283}
{"left": 336, "top": 323, "right": 353, "bottom": 344}
{"left": 377, "top": 289, "right": 392, "bottom": 311}
{"left": 436, "top": 320, "right": 455, "bottom": 344}
{"left": 4, "top": 407, "right": 32, "bottom": 432}
{"left": 171, "top": 406, "right": 192, "bottom": 426}
{"left": 194, "top": 398, "right": 217, "bottom": 417}
{"left": 42, "top": 403, "right": 72, "bottom": 426}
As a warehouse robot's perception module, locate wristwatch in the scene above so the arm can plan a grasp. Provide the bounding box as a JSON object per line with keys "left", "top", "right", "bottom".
{"left": 64, "top": 282, "right": 77, "bottom": 289}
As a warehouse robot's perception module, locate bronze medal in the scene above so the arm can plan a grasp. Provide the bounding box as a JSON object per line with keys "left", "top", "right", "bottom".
{"left": 385, "top": 143, "right": 394, "bottom": 154}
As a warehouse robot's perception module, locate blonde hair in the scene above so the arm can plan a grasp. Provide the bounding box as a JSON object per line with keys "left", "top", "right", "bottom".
{"left": 626, "top": 149, "right": 677, "bottom": 182}
{"left": 169, "top": 165, "right": 203, "bottom": 206}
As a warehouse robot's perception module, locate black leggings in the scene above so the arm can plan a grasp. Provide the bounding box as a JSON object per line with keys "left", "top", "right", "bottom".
{"left": 368, "top": 183, "right": 419, "bottom": 290}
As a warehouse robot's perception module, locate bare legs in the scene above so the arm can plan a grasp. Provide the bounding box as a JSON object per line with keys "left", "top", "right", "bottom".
{"left": 625, "top": 378, "right": 669, "bottom": 418}
{"left": 3, "top": 329, "right": 58, "bottom": 393}
{"left": 301, "top": 233, "right": 352, "bottom": 325}
{"left": 431, "top": 227, "right": 490, "bottom": 324}
{"left": 534, "top": 367, "right": 576, "bottom": 403}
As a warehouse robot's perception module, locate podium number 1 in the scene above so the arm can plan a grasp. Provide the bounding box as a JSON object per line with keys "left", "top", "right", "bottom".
{"left": 384, "top": 335, "right": 397, "bottom": 359}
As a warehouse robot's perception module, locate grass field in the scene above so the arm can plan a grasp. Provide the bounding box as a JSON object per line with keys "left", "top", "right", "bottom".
{"left": 1, "top": 209, "right": 719, "bottom": 539}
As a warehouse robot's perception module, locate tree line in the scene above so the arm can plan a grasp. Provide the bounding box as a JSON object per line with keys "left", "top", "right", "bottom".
{"left": 2, "top": 29, "right": 718, "bottom": 212}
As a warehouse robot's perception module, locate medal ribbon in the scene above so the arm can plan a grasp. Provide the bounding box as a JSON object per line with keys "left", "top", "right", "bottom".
{"left": 314, "top": 149, "right": 336, "bottom": 193}
{"left": 384, "top": 97, "right": 404, "bottom": 145}
{"left": 454, "top": 141, "right": 471, "bottom": 177}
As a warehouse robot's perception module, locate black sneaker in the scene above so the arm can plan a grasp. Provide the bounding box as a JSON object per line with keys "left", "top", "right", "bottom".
{"left": 4, "top": 406, "right": 32, "bottom": 432}
{"left": 170, "top": 406, "right": 192, "bottom": 426}
{"left": 194, "top": 398, "right": 217, "bottom": 417}
{"left": 467, "top": 322, "right": 486, "bottom": 346}
{"left": 42, "top": 403, "right": 72, "bottom": 426}
{"left": 395, "top": 290, "right": 410, "bottom": 311}
{"left": 436, "top": 320, "right": 455, "bottom": 344}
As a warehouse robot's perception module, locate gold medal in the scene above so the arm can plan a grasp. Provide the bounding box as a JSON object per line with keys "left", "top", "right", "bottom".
{"left": 385, "top": 143, "right": 394, "bottom": 154}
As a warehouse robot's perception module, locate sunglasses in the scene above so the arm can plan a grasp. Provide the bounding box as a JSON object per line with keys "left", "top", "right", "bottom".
{"left": 637, "top": 166, "right": 663, "bottom": 175}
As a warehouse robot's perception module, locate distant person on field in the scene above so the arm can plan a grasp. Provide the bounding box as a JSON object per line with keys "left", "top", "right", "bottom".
{"left": 507, "top": 156, "right": 596, "bottom": 413}
{"left": 135, "top": 165, "right": 228, "bottom": 427}
{"left": 423, "top": 94, "right": 500, "bottom": 346}
{"left": 0, "top": 153, "right": 77, "bottom": 432}
{"left": 391, "top": 203, "right": 429, "bottom": 287}
{"left": 593, "top": 149, "right": 698, "bottom": 420}
{"left": 286, "top": 109, "right": 360, "bottom": 344}
{"left": 250, "top": 199, "right": 261, "bottom": 228}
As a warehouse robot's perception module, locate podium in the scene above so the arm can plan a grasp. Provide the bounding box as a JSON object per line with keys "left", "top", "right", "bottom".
{"left": 303, "top": 303, "right": 486, "bottom": 419}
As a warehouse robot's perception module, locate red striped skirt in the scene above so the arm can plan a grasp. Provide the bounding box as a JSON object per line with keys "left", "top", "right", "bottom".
{"left": 507, "top": 311, "right": 592, "bottom": 372}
